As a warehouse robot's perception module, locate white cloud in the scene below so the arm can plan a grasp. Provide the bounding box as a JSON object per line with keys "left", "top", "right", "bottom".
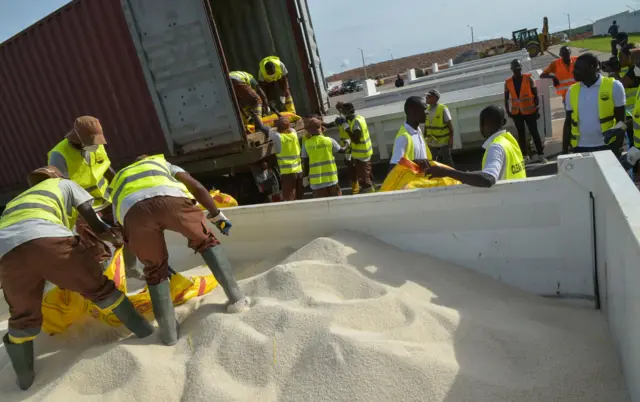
{"left": 341, "top": 59, "right": 350, "bottom": 68}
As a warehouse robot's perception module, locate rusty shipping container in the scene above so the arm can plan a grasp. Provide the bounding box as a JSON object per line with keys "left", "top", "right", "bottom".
{"left": 0, "top": 0, "right": 328, "bottom": 205}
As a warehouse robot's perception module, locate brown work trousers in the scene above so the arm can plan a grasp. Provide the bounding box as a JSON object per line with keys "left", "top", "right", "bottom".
{"left": 123, "top": 196, "right": 220, "bottom": 286}
{"left": 280, "top": 172, "right": 304, "bottom": 201}
{"left": 0, "top": 237, "right": 117, "bottom": 337}
{"left": 312, "top": 184, "right": 342, "bottom": 198}
{"left": 354, "top": 159, "right": 374, "bottom": 193}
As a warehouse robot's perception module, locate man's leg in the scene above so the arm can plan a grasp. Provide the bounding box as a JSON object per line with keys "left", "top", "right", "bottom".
{"left": 312, "top": 187, "right": 329, "bottom": 198}
{"left": 295, "top": 172, "right": 305, "bottom": 200}
{"left": 440, "top": 145, "right": 455, "bottom": 167}
{"left": 355, "top": 159, "right": 374, "bottom": 193}
{"left": 524, "top": 114, "right": 545, "bottom": 157}
{"left": 347, "top": 159, "right": 359, "bottom": 195}
{"left": 512, "top": 115, "right": 529, "bottom": 157}
{"left": 280, "top": 173, "right": 296, "bottom": 201}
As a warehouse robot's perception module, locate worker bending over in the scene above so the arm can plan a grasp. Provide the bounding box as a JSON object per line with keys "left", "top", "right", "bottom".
{"left": 540, "top": 46, "right": 577, "bottom": 103}
{"left": 336, "top": 103, "right": 375, "bottom": 193}
{"left": 302, "top": 118, "right": 346, "bottom": 198}
{"left": 254, "top": 116, "right": 304, "bottom": 201}
{"left": 504, "top": 59, "right": 547, "bottom": 163}
{"left": 258, "top": 56, "right": 294, "bottom": 113}
{"left": 563, "top": 53, "right": 627, "bottom": 157}
{"left": 229, "top": 71, "right": 269, "bottom": 126}
{"left": 389, "top": 96, "right": 432, "bottom": 171}
{"left": 427, "top": 105, "right": 526, "bottom": 187}
{"left": 425, "top": 89, "right": 455, "bottom": 167}
{"left": 109, "top": 155, "right": 250, "bottom": 346}
{"left": 0, "top": 167, "right": 153, "bottom": 390}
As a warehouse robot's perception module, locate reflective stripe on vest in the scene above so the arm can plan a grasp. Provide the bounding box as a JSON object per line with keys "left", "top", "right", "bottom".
{"left": 506, "top": 74, "right": 537, "bottom": 115}
{"left": 304, "top": 136, "right": 338, "bottom": 185}
{"left": 425, "top": 104, "right": 451, "bottom": 145}
{"left": 259, "top": 56, "right": 284, "bottom": 82}
{"left": 622, "top": 68, "right": 639, "bottom": 108}
{"left": 110, "top": 155, "right": 190, "bottom": 224}
{"left": 229, "top": 71, "right": 255, "bottom": 86}
{"left": 568, "top": 77, "right": 616, "bottom": 148}
{"left": 47, "top": 139, "right": 112, "bottom": 210}
{"left": 632, "top": 98, "right": 640, "bottom": 148}
{"left": 481, "top": 132, "right": 526, "bottom": 180}
{"left": 554, "top": 57, "right": 577, "bottom": 96}
{"left": 349, "top": 115, "right": 373, "bottom": 160}
{"left": 394, "top": 126, "right": 432, "bottom": 161}
{"left": 0, "top": 179, "right": 69, "bottom": 230}
{"left": 277, "top": 132, "right": 302, "bottom": 174}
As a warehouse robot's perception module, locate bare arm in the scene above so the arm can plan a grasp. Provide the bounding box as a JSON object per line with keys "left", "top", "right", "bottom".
{"left": 563, "top": 111, "right": 572, "bottom": 154}
{"left": 77, "top": 201, "right": 111, "bottom": 234}
{"left": 504, "top": 83, "right": 510, "bottom": 115}
{"left": 175, "top": 171, "right": 220, "bottom": 218}
{"left": 530, "top": 77, "right": 540, "bottom": 109}
{"left": 614, "top": 106, "right": 626, "bottom": 123}
{"left": 104, "top": 166, "right": 116, "bottom": 182}
{"left": 446, "top": 120, "right": 455, "bottom": 148}
{"left": 440, "top": 170, "right": 496, "bottom": 188}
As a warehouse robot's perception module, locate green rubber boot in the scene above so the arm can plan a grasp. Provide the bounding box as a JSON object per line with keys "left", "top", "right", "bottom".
{"left": 148, "top": 280, "right": 179, "bottom": 346}
{"left": 111, "top": 297, "right": 154, "bottom": 338}
{"left": 2, "top": 334, "right": 35, "bottom": 390}
{"left": 200, "top": 247, "right": 250, "bottom": 313}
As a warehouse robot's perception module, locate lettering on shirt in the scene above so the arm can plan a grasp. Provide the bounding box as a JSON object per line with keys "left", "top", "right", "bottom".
{"left": 511, "top": 160, "right": 525, "bottom": 175}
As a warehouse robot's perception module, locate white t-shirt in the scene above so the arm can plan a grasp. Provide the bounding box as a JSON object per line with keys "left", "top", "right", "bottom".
{"left": 390, "top": 123, "right": 428, "bottom": 164}
{"left": 0, "top": 180, "right": 93, "bottom": 259}
{"left": 481, "top": 130, "right": 508, "bottom": 181}
{"left": 268, "top": 128, "right": 299, "bottom": 154}
{"left": 565, "top": 75, "right": 625, "bottom": 148}
{"left": 301, "top": 136, "right": 341, "bottom": 190}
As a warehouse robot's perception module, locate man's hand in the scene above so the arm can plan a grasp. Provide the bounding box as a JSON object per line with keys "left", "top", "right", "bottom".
{"left": 425, "top": 164, "right": 452, "bottom": 178}
{"left": 208, "top": 211, "right": 232, "bottom": 236}
{"left": 552, "top": 76, "right": 560, "bottom": 87}
{"left": 627, "top": 146, "right": 640, "bottom": 165}
{"left": 302, "top": 176, "right": 310, "bottom": 187}
{"left": 507, "top": 111, "right": 514, "bottom": 119}
{"left": 535, "top": 109, "right": 541, "bottom": 119}
{"left": 99, "top": 226, "right": 124, "bottom": 248}
{"left": 335, "top": 116, "right": 346, "bottom": 125}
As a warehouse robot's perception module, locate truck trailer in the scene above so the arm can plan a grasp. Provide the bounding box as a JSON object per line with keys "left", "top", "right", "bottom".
{"left": 0, "top": 0, "right": 328, "bottom": 206}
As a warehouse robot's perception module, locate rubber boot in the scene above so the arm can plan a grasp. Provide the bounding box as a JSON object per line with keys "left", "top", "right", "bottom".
{"left": 2, "top": 334, "right": 35, "bottom": 390}
{"left": 111, "top": 296, "right": 154, "bottom": 339}
{"left": 200, "top": 247, "right": 250, "bottom": 313}
{"left": 148, "top": 280, "right": 179, "bottom": 345}
{"left": 351, "top": 181, "right": 360, "bottom": 195}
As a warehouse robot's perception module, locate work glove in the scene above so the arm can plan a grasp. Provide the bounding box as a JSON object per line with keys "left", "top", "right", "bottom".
{"left": 627, "top": 146, "right": 640, "bottom": 166}
{"left": 208, "top": 211, "right": 232, "bottom": 236}
{"left": 302, "top": 176, "right": 310, "bottom": 188}
{"left": 603, "top": 127, "right": 626, "bottom": 145}
{"left": 551, "top": 76, "right": 560, "bottom": 87}
{"left": 335, "top": 116, "right": 346, "bottom": 125}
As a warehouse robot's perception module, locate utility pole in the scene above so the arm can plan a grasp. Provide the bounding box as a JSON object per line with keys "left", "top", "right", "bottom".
{"left": 359, "top": 48, "right": 368, "bottom": 80}
{"left": 467, "top": 25, "right": 474, "bottom": 44}
{"left": 389, "top": 48, "right": 396, "bottom": 73}
{"left": 564, "top": 13, "right": 571, "bottom": 39}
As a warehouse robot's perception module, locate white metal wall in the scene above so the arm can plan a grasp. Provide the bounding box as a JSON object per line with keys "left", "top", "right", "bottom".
{"left": 594, "top": 11, "right": 640, "bottom": 36}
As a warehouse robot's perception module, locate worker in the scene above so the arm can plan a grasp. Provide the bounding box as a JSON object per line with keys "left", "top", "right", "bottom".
{"left": 47, "top": 116, "right": 140, "bottom": 276}
{"left": 0, "top": 166, "right": 153, "bottom": 390}
{"left": 337, "top": 103, "right": 375, "bottom": 193}
{"left": 333, "top": 101, "right": 359, "bottom": 194}
{"left": 389, "top": 96, "right": 432, "bottom": 171}
{"left": 258, "top": 56, "right": 294, "bottom": 113}
{"left": 253, "top": 115, "right": 304, "bottom": 201}
{"left": 109, "top": 154, "right": 250, "bottom": 346}
{"left": 504, "top": 59, "right": 547, "bottom": 163}
{"left": 609, "top": 21, "right": 620, "bottom": 56}
{"left": 425, "top": 105, "right": 526, "bottom": 187}
{"left": 425, "top": 89, "right": 455, "bottom": 167}
{"left": 395, "top": 74, "right": 405, "bottom": 88}
{"left": 229, "top": 71, "right": 269, "bottom": 126}
{"left": 540, "top": 46, "right": 577, "bottom": 102}
{"left": 611, "top": 44, "right": 640, "bottom": 121}
{"left": 563, "top": 53, "right": 627, "bottom": 157}
{"left": 301, "top": 118, "right": 347, "bottom": 198}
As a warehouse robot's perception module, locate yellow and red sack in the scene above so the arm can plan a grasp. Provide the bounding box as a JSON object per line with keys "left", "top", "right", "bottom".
{"left": 41, "top": 248, "right": 218, "bottom": 335}
{"left": 246, "top": 112, "right": 301, "bottom": 134}
{"left": 380, "top": 157, "right": 461, "bottom": 192}
{"left": 197, "top": 189, "right": 238, "bottom": 211}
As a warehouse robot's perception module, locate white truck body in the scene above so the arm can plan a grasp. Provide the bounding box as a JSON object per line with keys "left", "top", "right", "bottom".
{"left": 166, "top": 152, "right": 640, "bottom": 402}
{"left": 444, "top": 49, "right": 529, "bottom": 73}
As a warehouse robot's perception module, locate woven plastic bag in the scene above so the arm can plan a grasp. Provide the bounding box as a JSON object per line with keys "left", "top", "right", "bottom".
{"left": 197, "top": 189, "right": 238, "bottom": 211}
{"left": 380, "top": 157, "right": 461, "bottom": 192}
{"left": 246, "top": 112, "right": 301, "bottom": 133}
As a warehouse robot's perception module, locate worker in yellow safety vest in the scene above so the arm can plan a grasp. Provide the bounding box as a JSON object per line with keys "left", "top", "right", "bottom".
{"left": 301, "top": 118, "right": 347, "bottom": 198}
{"left": 229, "top": 71, "right": 270, "bottom": 126}
{"left": 622, "top": 49, "right": 640, "bottom": 178}
{"left": 0, "top": 166, "right": 153, "bottom": 390}
{"left": 562, "top": 53, "right": 627, "bottom": 158}
{"left": 334, "top": 101, "right": 359, "bottom": 194}
{"left": 258, "top": 56, "right": 295, "bottom": 113}
{"left": 426, "top": 105, "right": 526, "bottom": 187}
{"left": 425, "top": 89, "right": 455, "bottom": 167}
{"left": 389, "top": 96, "right": 432, "bottom": 172}
{"left": 337, "top": 103, "right": 375, "bottom": 193}
{"left": 109, "top": 154, "right": 250, "bottom": 345}
{"left": 48, "top": 116, "right": 140, "bottom": 277}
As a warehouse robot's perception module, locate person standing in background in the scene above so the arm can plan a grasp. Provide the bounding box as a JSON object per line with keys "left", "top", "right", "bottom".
{"left": 609, "top": 21, "right": 620, "bottom": 56}
{"left": 302, "top": 118, "right": 346, "bottom": 198}
{"left": 258, "top": 56, "right": 295, "bottom": 113}
{"left": 338, "top": 103, "right": 375, "bottom": 194}
{"left": 425, "top": 89, "right": 455, "bottom": 167}
{"left": 504, "top": 60, "right": 547, "bottom": 163}
{"left": 540, "top": 46, "right": 577, "bottom": 104}
{"left": 389, "top": 96, "right": 432, "bottom": 171}
{"left": 334, "top": 101, "right": 359, "bottom": 194}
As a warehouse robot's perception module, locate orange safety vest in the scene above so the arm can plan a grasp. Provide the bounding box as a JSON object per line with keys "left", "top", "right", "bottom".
{"left": 554, "top": 57, "right": 577, "bottom": 97}
{"left": 506, "top": 74, "right": 537, "bottom": 116}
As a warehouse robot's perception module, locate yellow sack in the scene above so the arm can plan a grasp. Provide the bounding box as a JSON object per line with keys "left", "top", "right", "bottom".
{"left": 246, "top": 112, "right": 301, "bottom": 133}
{"left": 197, "top": 189, "right": 238, "bottom": 211}
{"left": 41, "top": 248, "right": 218, "bottom": 335}
{"left": 380, "top": 157, "right": 461, "bottom": 192}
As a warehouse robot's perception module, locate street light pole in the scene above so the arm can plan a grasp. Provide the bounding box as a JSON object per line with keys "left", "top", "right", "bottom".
{"left": 564, "top": 13, "right": 571, "bottom": 39}
{"left": 389, "top": 48, "right": 396, "bottom": 73}
{"left": 359, "top": 48, "right": 368, "bottom": 80}
{"left": 467, "top": 25, "right": 474, "bottom": 44}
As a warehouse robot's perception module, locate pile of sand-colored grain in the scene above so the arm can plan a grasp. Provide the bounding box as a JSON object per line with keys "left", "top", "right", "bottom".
{"left": 0, "top": 232, "right": 629, "bottom": 401}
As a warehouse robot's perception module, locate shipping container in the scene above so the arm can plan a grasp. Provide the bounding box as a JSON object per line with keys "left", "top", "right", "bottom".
{"left": 0, "top": 0, "right": 328, "bottom": 206}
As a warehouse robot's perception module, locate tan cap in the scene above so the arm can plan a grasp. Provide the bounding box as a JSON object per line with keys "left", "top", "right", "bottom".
{"left": 27, "top": 166, "right": 64, "bottom": 187}
{"left": 66, "top": 116, "right": 106, "bottom": 146}
{"left": 305, "top": 117, "right": 323, "bottom": 134}
{"left": 275, "top": 117, "right": 291, "bottom": 132}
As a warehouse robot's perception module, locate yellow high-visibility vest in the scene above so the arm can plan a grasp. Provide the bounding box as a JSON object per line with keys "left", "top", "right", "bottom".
{"left": 305, "top": 135, "right": 338, "bottom": 186}
{"left": 229, "top": 71, "right": 255, "bottom": 86}
{"left": 259, "top": 56, "right": 284, "bottom": 82}
{"left": 349, "top": 115, "right": 373, "bottom": 160}
{"left": 394, "top": 126, "right": 432, "bottom": 161}
{"left": 425, "top": 104, "right": 451, "bottom": 145}
{"left": 568, "top": 78, "right": 616, "bottom": 148}
{"left": 632, "top": 90, "right": 640, "bottom": 149}
{"left": 110, "top": 154, "right": 191, "bottom": 224}
{"left": 48, "top": 139, "right": 112, "bottom": 210}
{"left": 481, "top": 131, "right": 526, "bottom": 180}
{"left": 277, "top": 132, "right": 302, "bottom": 174}
{"left": 0, "top": 178, "right": 69, "bottom": 230}
{"left": 621, "top": 67, "right": 638, "bottom": 109}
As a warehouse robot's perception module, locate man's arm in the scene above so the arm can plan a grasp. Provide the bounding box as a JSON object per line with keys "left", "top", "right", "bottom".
{"left": 388, "top": 136, "right": 407, "bottom": 172}
{"left": 346, "top": 120, "right": 363, "bottom": 143}
{"left": 563, "top": 111, "right": 572, "bottom": 154}
{"left": 104, "top": 166, "right": 116, "bottom": 182}
{"left": 430, "top": 168, "right": 496, "bottom": 188}
{"left": 531, "top": 76, "right": 540, "bottom": 109}
{"left": 446, "top": 121, "right": 455, "bottom": 148}
{"left": 175, "top": 171, "right": 220, "bottom": 218}
{"left": 48, "top": 151, "right": 70, "bottom": 178}
{"left": 540, "top": 63, "right": 560, "bottom": 86}
{"left": 504, "top": 83, "right": 510, "bottom": 115}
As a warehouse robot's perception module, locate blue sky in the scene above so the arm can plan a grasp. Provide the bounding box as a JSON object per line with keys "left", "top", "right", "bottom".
{"left": 0, "top": 0, "right": 631, "bottom": 75}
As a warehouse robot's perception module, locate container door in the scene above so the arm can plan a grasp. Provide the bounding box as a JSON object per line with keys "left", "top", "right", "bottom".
{"left": 122, "top": 0, "right": 243, "bottom": 155}
{"left": 293, "top": 0, "right": 329, "bottom": 113}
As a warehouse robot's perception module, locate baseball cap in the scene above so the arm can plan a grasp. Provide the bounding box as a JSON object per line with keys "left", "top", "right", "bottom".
{"left": 426, "top": 89, "right": 441, "bottom": 98}
{"left": 27, "top": 166, "right": 64, "bottom": 187}
{"left": 66, "top": 116, "right": 106, "bottom": 146}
